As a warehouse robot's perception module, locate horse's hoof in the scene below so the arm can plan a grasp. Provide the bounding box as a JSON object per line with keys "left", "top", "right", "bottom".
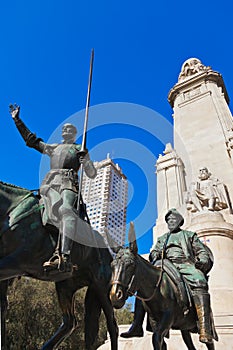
{"left": 200, "top": 335, "right": 213, "bottom": 344}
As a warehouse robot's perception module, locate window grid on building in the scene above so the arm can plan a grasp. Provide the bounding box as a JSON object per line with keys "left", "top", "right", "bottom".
{"left": 82, "top": 156, "right": 128, "bottom": 246}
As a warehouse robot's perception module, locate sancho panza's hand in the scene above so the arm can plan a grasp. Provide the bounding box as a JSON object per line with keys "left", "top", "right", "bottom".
{"left": 9, "top": 103, "right": 20, "bottom": 120}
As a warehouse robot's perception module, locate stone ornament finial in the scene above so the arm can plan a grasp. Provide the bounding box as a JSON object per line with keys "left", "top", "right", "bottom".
{"left": 163, "top": 143, "right": 173, "bottom": 154}
{"left": 178, "top": 58, "right": 211, "bottom": 82}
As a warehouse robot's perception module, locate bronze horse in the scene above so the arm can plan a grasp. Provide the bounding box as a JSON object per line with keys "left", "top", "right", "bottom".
{"left": 0, "top": 181, "right": 118, "bottom": 350}
{"left": 110, "top": 223, "right": 215, "bottom": 350}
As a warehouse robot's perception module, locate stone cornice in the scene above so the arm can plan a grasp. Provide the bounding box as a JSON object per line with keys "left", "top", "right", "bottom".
{"left": 168, "top": 69, "right": 229, "bottom": 108}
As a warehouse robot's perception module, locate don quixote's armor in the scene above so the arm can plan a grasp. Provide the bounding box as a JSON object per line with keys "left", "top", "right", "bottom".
{"left": 10, "top": 105, "right": 96, "bottom": 275}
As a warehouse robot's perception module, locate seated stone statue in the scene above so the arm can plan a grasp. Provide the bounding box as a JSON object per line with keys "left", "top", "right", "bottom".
{"left": 121, "top": 208, "right": 216, "bottom": 345}
{"left": 186, "top": 166, "right": 228, "bottom": 212}
{"left": 9, "top": 104, "right": 97, "bottom": 275}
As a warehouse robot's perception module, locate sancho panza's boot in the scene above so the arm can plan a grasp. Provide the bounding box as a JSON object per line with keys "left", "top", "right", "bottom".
{"left": 120, "top": 298, "right": 145, "bottom": 338}
{"left": 193, "top": 291, "right": 213, "bottom": 344}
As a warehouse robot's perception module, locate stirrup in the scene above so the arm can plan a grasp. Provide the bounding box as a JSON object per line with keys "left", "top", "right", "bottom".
{"left": 43, "top": 252, "right": 62, "bottom": 270}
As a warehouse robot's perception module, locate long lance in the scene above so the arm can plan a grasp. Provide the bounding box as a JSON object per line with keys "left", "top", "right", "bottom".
{"left": 77, "top": 49, "right": 94, "bottom": 216}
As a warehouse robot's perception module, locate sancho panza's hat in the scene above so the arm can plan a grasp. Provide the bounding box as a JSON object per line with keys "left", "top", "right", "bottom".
{"left": 165, "top": 208, "right": 184, "bottom": 226}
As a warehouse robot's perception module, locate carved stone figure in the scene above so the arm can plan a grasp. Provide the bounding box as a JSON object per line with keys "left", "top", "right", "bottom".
{"left": 186, "top": 167, "right": 228, "bottom": 213}
{"left": 178, "top": 58, "right": 210, "bottom": 81}
{"left": 9, "top": 104, "right": 97, "bottom": 274}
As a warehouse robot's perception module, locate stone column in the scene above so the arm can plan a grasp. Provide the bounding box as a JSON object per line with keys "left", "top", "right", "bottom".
{"left": 154, "top": 143, "right": 187, "bottom": 239}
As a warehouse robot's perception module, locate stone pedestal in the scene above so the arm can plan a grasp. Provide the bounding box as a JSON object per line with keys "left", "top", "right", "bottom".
{"left": 98, "top": 327, "right": 233, "bottom": 349}
{"left": 97, "top": 325, "right": 152, "bottom": 350}
{"left": 187, "top": 211, "right": 233, "bottom": 348}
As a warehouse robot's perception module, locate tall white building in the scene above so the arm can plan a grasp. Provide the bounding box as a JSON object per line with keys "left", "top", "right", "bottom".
{"left": 82, "top": 155, "right": 128, "bottom": 246}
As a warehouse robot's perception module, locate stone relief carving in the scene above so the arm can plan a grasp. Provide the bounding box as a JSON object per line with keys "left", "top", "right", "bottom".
{"left": 178, "top": 58, "right": 211, "bottom": 82}
{"left": 185, "top": 166, "right": 229, "bottom": 213}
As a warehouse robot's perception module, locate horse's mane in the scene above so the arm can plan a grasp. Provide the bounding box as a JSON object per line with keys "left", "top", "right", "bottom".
{"left": 137, "top": 253, "right": 151, "bottom": 265}
{"left": 137, "top": 253, "right": 161, "bottom": 271}
{"left": 116, "top": 247, "right": 159, "bottom": 271}
{"left": 0, "top": 180, "right": 31, "bottom": 193}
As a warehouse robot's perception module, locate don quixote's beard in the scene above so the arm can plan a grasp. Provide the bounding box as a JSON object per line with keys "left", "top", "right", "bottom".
{"left": 199, "top": 173, "right": 209, "bottom": 180}
{"left": 62, "top": 132, "right": 76, "bottom": 143}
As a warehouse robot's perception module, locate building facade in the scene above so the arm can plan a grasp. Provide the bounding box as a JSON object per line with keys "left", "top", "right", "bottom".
{"left": 82, "top": 155, "right": 128, "bottom": 246}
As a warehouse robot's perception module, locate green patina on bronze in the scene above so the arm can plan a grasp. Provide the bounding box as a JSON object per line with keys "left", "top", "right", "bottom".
{"left": 0, "top": 180, "right": 118, "bottom": 349}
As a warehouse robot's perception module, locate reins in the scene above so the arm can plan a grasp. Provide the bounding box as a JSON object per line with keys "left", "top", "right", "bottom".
{"left": 127, "top": 261, "right": 164, "bottom": 302}
{"left": 111, "top": 255, "right": 164, "bottom": 303}
{"left": 122, "top": 231, "right": 173, "bottom": 302}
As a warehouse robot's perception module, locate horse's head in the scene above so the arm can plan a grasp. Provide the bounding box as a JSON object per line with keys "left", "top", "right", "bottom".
{"left": 110, "top": 222, "right": 138, "bottom": 309}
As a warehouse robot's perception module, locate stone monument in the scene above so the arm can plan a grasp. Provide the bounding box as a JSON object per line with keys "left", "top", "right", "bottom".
{"left": 154, "top": 58, "right": 233, "bottom": 349}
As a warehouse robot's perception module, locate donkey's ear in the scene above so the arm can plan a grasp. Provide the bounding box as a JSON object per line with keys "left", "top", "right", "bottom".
{"left": 111, "top": 245, "right": 122, "bottom": 254}
{"left": 106, "top": 232, "right": 122, "bottom": 254}
{"left": 129, "top": 222, "right": 138, "bottom": 255}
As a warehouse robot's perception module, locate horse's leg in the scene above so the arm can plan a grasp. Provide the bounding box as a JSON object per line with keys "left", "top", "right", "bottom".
{"left": 181, "top": 330, "right": 197, "bottom": 350}
{"left": 206, "top": 342, "right": 215, "bottom": 350}
{"left": 96, "top": 287, "right": 118, "bottom": 350}
{"left": 0, "top": 280, "right": 11, "bottom": 350}
{"left": 41, "top": 279, "right": 77, "bottom": 350}
{"left": 84, "top": 286, "right": 102, "bottom": 349}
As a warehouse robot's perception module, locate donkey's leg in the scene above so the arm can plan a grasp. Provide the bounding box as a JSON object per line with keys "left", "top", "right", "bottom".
{"left": 96, "top": 286, "right": 118, "bottom": 350}
{"left": 152, "top": 331, "right": 168, "bottom": 350}
{"left": 152, "top": 331, "right": 163, "bottom": 350}
{"left": 152, "top": 330, "right": 167, "bottom": 350}
{"left": 181, "top": 330, "right": 197, "bottom": 350}
{"left": 41, "top": 279, "right": 77, "bottom": 350}
{"left": 84, "top": 286, "right": 102, "bottom": 349}
{"left": 152, "top": 311, "right": 173, "bottom": 350}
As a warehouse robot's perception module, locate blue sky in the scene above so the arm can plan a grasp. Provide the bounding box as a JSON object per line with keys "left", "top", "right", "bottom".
{"left": 0, "top": 0, "right": 232, "bottom": 253}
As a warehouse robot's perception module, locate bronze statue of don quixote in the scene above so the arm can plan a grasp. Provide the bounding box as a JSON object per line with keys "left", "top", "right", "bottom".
{"left": 0, "top": 50, "right": 118, "bottom": 350}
